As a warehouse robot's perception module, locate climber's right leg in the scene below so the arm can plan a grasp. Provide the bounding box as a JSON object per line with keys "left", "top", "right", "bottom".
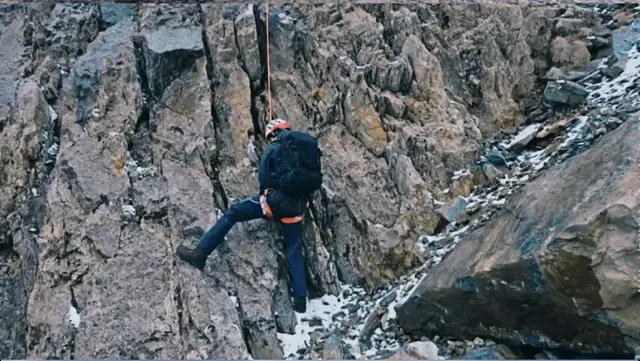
{"left": 176, "top": 196, "right": 264, "bottom": 270}
{"left": 282, "top": 221, "right": 308, "bottom": 313}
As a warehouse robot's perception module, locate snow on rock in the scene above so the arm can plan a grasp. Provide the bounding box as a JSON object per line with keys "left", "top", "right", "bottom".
{"left": 67, "top": 305, "right": 81, "bottom": 328}
{"left": 586, "top": 44, "right": 640, "bottom": 110}
{"left": 503, "top": 123, "right": 542, "bottom": 150}
{"left": 278, "top": 291, "right": 361, "bottom": 359}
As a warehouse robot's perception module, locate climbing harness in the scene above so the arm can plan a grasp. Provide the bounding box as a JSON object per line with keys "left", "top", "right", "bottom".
{"left": 260, "top": 189, "right": 304, "bottom": 224}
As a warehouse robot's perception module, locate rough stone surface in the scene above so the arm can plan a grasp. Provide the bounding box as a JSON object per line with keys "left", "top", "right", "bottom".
{"left": 407, "top": 341, "right": 439, "bottom": 360}
{"left": 396, "top": 115, "right": 640, "bottom": 358}
{"left": 0, "top": 2, "right": 624, "bottom": 360}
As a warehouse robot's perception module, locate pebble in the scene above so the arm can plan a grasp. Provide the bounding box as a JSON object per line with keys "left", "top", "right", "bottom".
{"left": 332, "top": 311, "right": 346, "bottom": 322}
{"left": 343, "top": 303, "right": 360, "bottom": 314}
{"left": 379, "top": 291, "right": 398, "bottom": 308}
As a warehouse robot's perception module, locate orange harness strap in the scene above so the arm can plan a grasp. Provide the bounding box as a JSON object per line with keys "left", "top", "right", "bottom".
{"left": 260, "top": 190, "right": 303, "bottom": 224}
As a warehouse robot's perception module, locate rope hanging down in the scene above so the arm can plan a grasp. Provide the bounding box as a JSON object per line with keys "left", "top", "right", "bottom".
{"left": 265, "top": 2, "right": 273, "bottom": 121}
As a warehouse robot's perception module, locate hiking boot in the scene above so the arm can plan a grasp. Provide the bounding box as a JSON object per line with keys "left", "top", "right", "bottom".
{"left": 293, "top": 296, "right": 307, "bottom": 313}
{"left": 176, "top": 245, "right": 207, "bottom": 271}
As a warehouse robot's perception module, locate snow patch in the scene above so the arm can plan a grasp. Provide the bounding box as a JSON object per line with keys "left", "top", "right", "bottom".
{"left": 49, "top": 105, "right": 58, "bottom": 122}
{"left": 67, "top": 305, "right": 81, "bottom": 328}
{"left": 122, "top": 204, "right": 136, "bottom": 218}
{"left": 277, "top": 292, "right": 353, "bottom": 359}
{"left": 587, "top": 45, "right": 640, "bottom": 108}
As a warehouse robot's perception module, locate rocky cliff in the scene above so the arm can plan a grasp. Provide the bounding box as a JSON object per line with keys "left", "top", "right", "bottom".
{"left": 0, "top": 2, "right": 635, "bottom": 360}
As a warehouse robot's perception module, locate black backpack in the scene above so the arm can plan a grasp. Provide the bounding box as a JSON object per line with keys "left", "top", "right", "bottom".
{"left": 271, "top": 130, "right": 323, "bottom": 198}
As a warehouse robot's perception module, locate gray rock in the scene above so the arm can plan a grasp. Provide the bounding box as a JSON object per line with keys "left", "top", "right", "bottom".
{"left": 343, "top": 303, "right": 360, "bottom": 314}
{"left": 379, "top": 290, "right": 398, "bottom": 308}
{"left": 360, "top": 307, "right": 385, "bottom": 342}
{"left": 408, "top": 341, "right": 439, "bottom": 360}
{"left": 332, "top": 311, "right": 346, "bottom": 322}
{"left": 484, "top": 148, "right": 508, "bottom": 167}
{"left": 544, "top": 80, "right": 589, "bottom": 105}
{"left": 100, "top": 3, "right": 134, "bottom": 28}
{"left": 609, "top": 58, "right": 627, "bottom": 77}
{"left": 322, "top": 332, "right": 352, "bottom": 360}
{"left": 505, "top": 124, "right": 542, "bottom": 150}
{"left": 544, "top": 67, "right": 566, "bottom": 80}
{"left": 463, "top": 345, "right": 517, "bottom": 360}
{"left": 140, "top": 4, "right": 204, "bottom": 98}
{"left": 438, "top": 197, "right": 469, "bottom": 224}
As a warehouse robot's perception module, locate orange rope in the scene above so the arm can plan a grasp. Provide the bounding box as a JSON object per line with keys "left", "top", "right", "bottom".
{"left": 265, "top": 2, "right": 273, "bottom": 121}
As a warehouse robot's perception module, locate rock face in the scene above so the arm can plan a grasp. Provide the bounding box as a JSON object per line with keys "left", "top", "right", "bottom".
{"left": 0, "top": 2, "right": 617, "bottom": 359}
{"left": 396, "top": 115, "right": 640, "bottom": 357}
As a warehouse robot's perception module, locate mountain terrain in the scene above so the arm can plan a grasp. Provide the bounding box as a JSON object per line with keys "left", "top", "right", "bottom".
{"left": 1, "top": 2, "right": 639, "bottom": 360}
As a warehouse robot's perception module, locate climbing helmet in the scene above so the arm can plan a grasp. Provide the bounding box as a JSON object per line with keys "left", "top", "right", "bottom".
{"left": 265, "top": 118, "right": 291, "bottom": 139}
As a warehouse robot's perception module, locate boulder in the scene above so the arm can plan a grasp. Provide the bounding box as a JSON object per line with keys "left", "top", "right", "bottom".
{"left": 544, "top": 80, "right": 589, "bottom": 105}
{"left": 395, "top": 115, "right": 640, "bottom": 358}
{"left": 550, "top": 36, "right": 591, "bottom": 70}
{"left": 320, "top": 332, "right": 353, "bottom": 359}
{"left": 438, "top": 197, "right": 469, "bottom": 224}
{"left": 407, "top": 341, "right": 439, "bottom": 359}
{"left": 505, "top": 124, "right": 542, "bottom": 150}
{"left": 464, "top": 345, "right": 518, "bottom": 360}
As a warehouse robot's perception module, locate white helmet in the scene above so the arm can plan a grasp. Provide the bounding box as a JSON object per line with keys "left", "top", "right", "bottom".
{"left": 265, "top": 118, "right": 291, "bottom": 138}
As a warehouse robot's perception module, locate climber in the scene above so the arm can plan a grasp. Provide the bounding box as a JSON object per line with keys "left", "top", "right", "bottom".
{"left": 176, "top": 118, "right": 323, "bottom": 314}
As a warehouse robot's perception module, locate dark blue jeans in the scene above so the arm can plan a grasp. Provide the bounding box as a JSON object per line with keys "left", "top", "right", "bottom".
{"left": 197, "top": 191, "right": 308, "bottom": 298}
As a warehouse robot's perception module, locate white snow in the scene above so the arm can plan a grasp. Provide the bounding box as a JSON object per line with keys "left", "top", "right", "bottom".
{"left": 491, "top": 199, "right": 506, "bottom": 206}
{"left": 502, "top": 124, "right": 541, "bottom": 149}
{"left": 121, "top": 204, "right": 136, "bottom": 217}
{"left": 49, "top": 105, "right": 58, "bottom": 122}
{"left": 451, "top": 168, "right": 471, "bottom": 180}
{"left": 277, "top": 12, "right": 294, "bottom": 25}
{"left": 67, "top": 305, "right": 81, "bottom": 328}
{"left": 277, "top": 292, "right": 354, "bottom": 359}
{"left": 587, "top": 45, "right": 640, "bottom": 109}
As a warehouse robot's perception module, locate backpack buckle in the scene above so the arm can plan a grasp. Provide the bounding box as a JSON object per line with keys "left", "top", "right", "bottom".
{"left": 260, "top": 189, "right": 273, "bottom": 218}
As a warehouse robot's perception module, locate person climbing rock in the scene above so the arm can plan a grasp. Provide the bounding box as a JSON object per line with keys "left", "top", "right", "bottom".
{"left": 176, "top": 118, "right": 323, "bottom": 314}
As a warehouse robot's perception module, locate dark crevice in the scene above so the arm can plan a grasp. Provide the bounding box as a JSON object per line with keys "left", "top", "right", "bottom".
{"left": 251, "top": 5, "right": 268, "bottom": 95}
{"left": 174, "top": 282, "right": 185, "bottom": 346}
{"left": 251, "top": 5, "right": 270, "bottom": 147}
{"left": 131, "top": 28, "right": 155, "bottom": 169}
{"left": 309, "top": 192, "right": 347, "bottom": 285}
{"left": 241, "top": 326, "right": 254, "bottom": 357}
{"left": 90, "top": 194, "right": 109, "bottom": 214}
{"left": 236, "top": 296, "right": 255, "bottom": 358}
{"left": 82, "top": 236, "right": 109, "bottom": 262}
{"left": 96, "top": 4, "right": 106, "bottom": 32}
{"left": 199, "top": 8, "right": 229, "bottom": 211}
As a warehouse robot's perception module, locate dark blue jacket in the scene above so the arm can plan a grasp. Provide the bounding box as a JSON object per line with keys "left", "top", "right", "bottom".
{"left": 258, "top": 140, "right": 280, "bottom": 194}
